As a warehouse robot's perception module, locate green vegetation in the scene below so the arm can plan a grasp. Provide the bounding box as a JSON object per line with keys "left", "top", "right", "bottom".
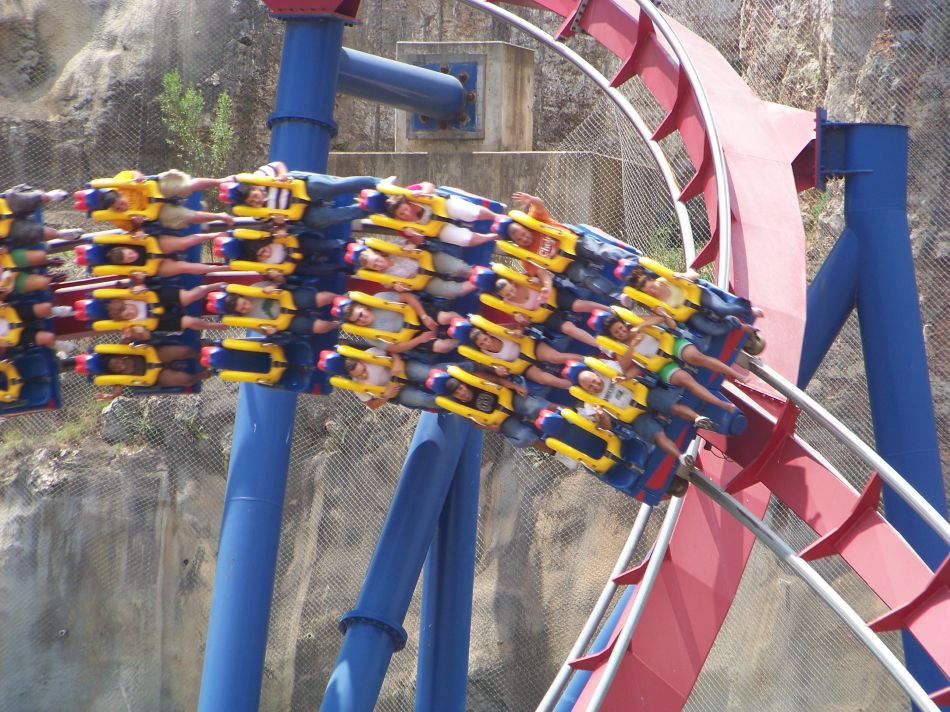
{"left": 158, "top": 69, "right": 236, "bottom": 176}
{"left": 0, "top": 398, "right": 107, "bottom": 463}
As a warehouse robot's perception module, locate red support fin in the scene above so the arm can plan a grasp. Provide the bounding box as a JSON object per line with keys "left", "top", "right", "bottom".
{"left": 798, "top": 474, "right": 883, "bottom": 561}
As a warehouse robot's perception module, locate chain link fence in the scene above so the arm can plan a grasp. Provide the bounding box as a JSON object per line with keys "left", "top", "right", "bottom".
{"left": 0, "top": 1, "right": 945, "bottom": 710}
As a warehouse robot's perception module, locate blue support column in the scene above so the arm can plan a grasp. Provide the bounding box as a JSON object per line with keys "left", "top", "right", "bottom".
{"left": 198, "top": 15, "right": 346, "bottom": 712}
{"left": 797, "top": 226, "right": 859, "bottom": 387}
{"left": 321, "top": 413, "right": 469, "bottom": 712}
{"left": 553, "top": 586, "right": 635, "bottom": 712}
{"left": 844, "top": 123, "right": 949, "bottom": 703}
{"left": 338, "top": 48, "right": 465, "bottom": 120}
{"left": 415, "top": 426, "right": 483, "bottom": 712}
{"left": 805, "top": 117, "right": 949, "bottom": 703}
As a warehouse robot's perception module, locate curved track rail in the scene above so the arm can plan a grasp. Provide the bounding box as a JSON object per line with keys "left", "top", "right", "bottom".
{"left": 688, "top": 469, "right": 940, "bottom": 712}
{"left": 455, "top": 1, "right": 950, "bottom": 709}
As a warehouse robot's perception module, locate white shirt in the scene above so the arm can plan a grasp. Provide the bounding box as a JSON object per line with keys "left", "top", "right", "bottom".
{"left": 261, "top": 243, "right": 287, "bottom": 264}
{"left": 633, "top": 332, "right": 660, "bottom": 357}
{"left": 385, "top": 255, "right": 420, "bottom": 278}
{"left": 125, "top": 301, "right": 149, "bottom": 321}
{"left": 580, "top": 360, "right": 634, "bottom": 416}
{"left": 354, "top": 347, "right": 392, "bottom": 403}
{"left": 255, "top": 162, "right": 291, "bottom": 211}
{"left": 485, "top": 335, "right": 521, "bottom": 362}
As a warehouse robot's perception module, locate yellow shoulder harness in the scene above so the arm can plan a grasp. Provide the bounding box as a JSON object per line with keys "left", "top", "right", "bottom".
{"left": 89, "top": 233, "right": 164, "bottom": 277}
{"left": 595, "top": 305, "right": 676, "bottom": 373}
{"left": 456, "top": 314, "right": 537, "bottom": 376}
{"left": 622, "top": 256, "right": 702, "bottom": 322}
{"left": 569, "top": 357, "right": 648, "bottom": 423}
{"left": 0, "top": 304, "right": 24, "bottom": 347}
{"left": 496, "top": 209, "right": 577, "bottom": 273}
{"left": 221, "top": 284, "right": 296, "bottom": 333}
{"left": 89, "top": 171, "right": 164, "bottom": 225}
{"left": 0, "top": 359, "right": 22, "bottom": 403}
{"left": 227, "top": 230, "right": 303, "bottom": 275}
{"left": 354, "top": 238, "right": 435, "bottom": 292}
{"left": 0, "top": 198, "right": 12, "bottom": 238}
{"left": 340, "top": 291, "right": 422, "bottom": 344}
{"left": 328, "top": 344, "right": 397, "bottom": 397}
{"left": 434, "top": 365, "right": 514, "bottom": 428}
{"left": 214, "top": 339, "right": 287, "bottom": 385}
{"left": 89, "top": 288, "right": 162, "bottom": 332}
{"left": 543, "top": 407, "right": 625, "bottom": 474}
{"left": 230, "top": 173, "right": 310, "bottom": 222}
{"left": 92, "top": 343, "right": 162, "bottom": 387}
{"left": 478, "top": 263, "right": 557, "bottom": 324}
{"left": 366, "top": 183, "right": 447, "bottom": 238}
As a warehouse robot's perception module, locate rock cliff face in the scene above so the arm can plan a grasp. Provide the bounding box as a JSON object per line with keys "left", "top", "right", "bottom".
{"left": 0, "top": 1, "right": 946, "bottom": 711}
{"left": 0, "top": 0, "right": 279, "bottom": 189}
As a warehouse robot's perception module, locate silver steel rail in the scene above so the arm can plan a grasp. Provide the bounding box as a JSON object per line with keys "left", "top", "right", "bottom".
{"left": 586, "top": 492, "right": 686, "bottom": 711}
{"left": 689, "top": 469, "right": 940, "bottom": 712}
{"left": 746, "top": 358, "right": 950, "bottom": 548}
{"left": 536, "top": 503, "right": 655, "bottom": 712}
{"left": 457, "top": 0, "right": 697, "bottom": 260}
{"left": 630, "top": 0, "right": 733, "bottom": 289}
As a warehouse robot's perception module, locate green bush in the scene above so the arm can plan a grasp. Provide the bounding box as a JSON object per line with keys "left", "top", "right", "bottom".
{"left": 158, "top": 69, "right": 236, "bottom": 176}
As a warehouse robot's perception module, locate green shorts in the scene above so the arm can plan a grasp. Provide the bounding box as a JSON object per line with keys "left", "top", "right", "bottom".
{"left": 13, "top": 270, "right": 29, "bottom": 293}
{"left": 658, "top": 361, "right": 682, "bottom": 385}
{"left": 672, "top": 337, "right": 691, "bottom": 361}
{"left": 10, "top": 248, "right": 31, "bottom": 268}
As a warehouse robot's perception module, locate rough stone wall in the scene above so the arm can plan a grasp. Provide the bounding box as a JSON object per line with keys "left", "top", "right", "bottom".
{"left": 0, "top": 0, "right": 278, "bottom": 189}
{"left": 0, "top": 1, "right": 947, "bottom": 711}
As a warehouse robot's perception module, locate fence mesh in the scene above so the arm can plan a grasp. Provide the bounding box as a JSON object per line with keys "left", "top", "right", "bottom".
{"left": 0, "top": 1, "right": 946, "bottom": 710}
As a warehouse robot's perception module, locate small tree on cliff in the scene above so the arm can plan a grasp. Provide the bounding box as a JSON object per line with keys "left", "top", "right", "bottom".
{"left": 158, "top": 69, "right": 236, "bottom": 177}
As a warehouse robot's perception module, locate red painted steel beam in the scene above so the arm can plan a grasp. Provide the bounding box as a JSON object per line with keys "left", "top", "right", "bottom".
{"left": 261, "top": 0, "right": 361, "bottom": 20}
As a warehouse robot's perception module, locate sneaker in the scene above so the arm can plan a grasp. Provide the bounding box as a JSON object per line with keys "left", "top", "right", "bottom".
{"left": 57, "top": 228, "right": 84, "bottom": 239}
{"left": 693, "top": 415, "right": 715, "bottom": 430}
{"left": 54, "top": 340, "right": 79, "bottom": 356}
{"left": 744, "top": 331, "right": 766, "bottom": 355}
{"left": 49, "top": 272, "right": 67, "bottom": 284}
{"left": 667, "top": 476, "right": 689, "bottom": 498}
{"left": 45, "top": 189, "right": 69, "bottom": 203}
{"left": 50, "top": 305, "right": 75, "bottom": 318}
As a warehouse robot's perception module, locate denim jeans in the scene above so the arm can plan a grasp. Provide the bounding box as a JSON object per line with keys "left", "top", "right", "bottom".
{"left": 575, "top": 234, "right": 636, "bottom": 267}
{"left": 288, "top": 172, "right": 380, "bottom": 229}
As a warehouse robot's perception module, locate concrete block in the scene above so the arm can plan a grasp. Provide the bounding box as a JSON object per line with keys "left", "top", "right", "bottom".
{"left": 395, "top": 41, "right": 535, "bottom": 153}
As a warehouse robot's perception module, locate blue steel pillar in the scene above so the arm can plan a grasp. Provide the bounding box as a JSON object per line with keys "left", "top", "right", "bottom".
{"left": 415, "top": 426, "right": 483, "bottom": 712}
{"left": 554, "top": 586, "right": 635, "bottom": 712}
{"left": 800, "top": 115, "right": 949, "bottom": 702}
{"left": 797, "top": 226, "right": 858, "bottom": 387}
{"left": 198, "top": 14, "right": 347, "bottom": 712}
{"left": 320, "top": 413, "right": 469, "bottom": 712}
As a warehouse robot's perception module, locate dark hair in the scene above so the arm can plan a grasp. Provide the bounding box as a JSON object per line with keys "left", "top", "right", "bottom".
{"left": 106, "top": 246, "right": 131, "bottom": 264}
{"left": 626, "top": 265, "right": 650, "bottom": 290}
{"left": 103, "top": 354, "right": 146, "bottom": 376}
{"left": 493, "top": 278, "right": 512, "bottom": 296}
{"left": 242, "top": 239, "right": 271, "bottom": 261}
{"left": 343, "top": 357, "right": 360, "bottom": 374}
{"left": 444, "top": 377, "right": 473, "bottom": 403}
{"left": 99, "top": 189, "right": 120, "bottom": 210}
{"left": 233, "top": 183, "right": 255, "bottom": 205}
{"left": 384, "top": 195, "right": 409, "bottom": 217}
{"left": 222, "top": 294, "right": 242, "bottom": 315}
{"left": 106, "top": 299, "right": 128, "bottom": 320}
{"left": 341, "top": 302, "right": 357, "bottom": 322}
{"left": 602, "top": 315, "right": 622, "bottom": 335}
{"left": 468, "top": 327, "right": 485, "bottom": 344}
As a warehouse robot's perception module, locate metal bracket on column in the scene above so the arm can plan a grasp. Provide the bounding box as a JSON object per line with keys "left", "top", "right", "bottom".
{"left": 407, "top": 58, "right": 483, "bottom": 138}
{"left": 814, "top": 107, "right": 873, "bottom": 190}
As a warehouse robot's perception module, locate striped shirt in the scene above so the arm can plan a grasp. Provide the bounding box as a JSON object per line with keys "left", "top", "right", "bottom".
{"left": 255, "top": 162, "right": 292, "bottom": 211}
